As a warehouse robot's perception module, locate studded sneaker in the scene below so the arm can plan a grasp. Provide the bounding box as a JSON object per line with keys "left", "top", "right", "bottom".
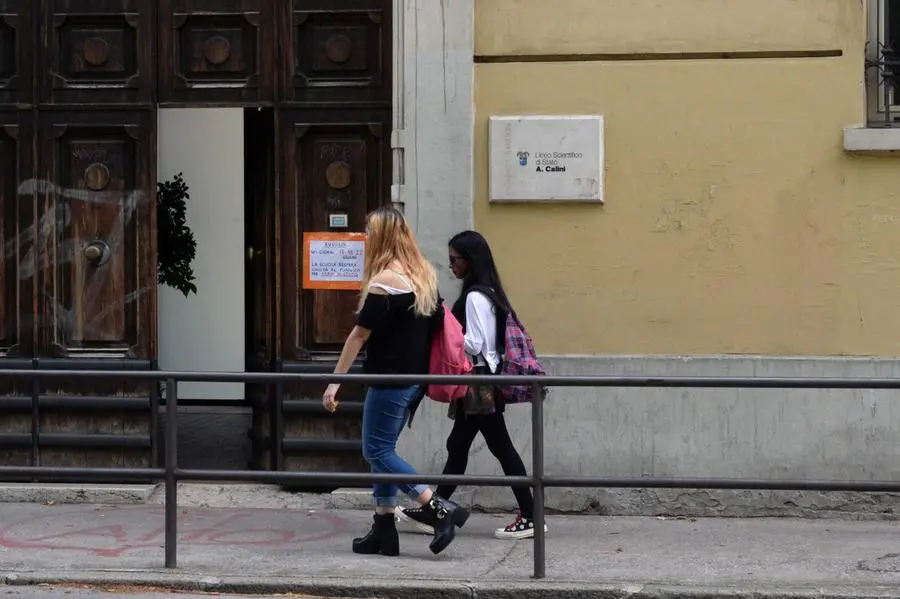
{"left": 493, "top": 513, "right": 548, "bottom": 540}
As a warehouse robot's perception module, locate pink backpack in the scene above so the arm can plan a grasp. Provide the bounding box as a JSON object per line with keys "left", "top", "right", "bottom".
{"left": 426, "top": 305, "right": 472, "bottom": 403}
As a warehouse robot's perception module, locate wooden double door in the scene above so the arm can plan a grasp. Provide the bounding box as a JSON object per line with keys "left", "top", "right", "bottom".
{"left": 0, "top": 0, "right": 391, "bottom": 472}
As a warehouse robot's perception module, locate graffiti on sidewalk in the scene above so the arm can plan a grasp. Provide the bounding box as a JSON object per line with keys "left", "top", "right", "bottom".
{"left": 0, "top": 508, "right": 348, "bottom": 557}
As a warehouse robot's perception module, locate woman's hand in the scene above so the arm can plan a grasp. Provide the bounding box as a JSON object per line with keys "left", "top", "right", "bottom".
{"left": 324, "top": 325, "right": 370, "bottom": 414}
{"left": 323, "top": 384, "right": 340, "bottom": 413}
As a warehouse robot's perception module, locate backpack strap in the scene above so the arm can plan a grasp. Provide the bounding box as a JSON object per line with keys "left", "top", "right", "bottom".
{"left": 430, "top": 296, "right": 445, "bottom": 331}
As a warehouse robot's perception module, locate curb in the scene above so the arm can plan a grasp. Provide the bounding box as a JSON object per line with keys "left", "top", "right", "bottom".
{"left": 0, "top": 484, "right": 155, "bottom": 505}
{"left": 3, "top": 571, "right": 900, "bottom": 599}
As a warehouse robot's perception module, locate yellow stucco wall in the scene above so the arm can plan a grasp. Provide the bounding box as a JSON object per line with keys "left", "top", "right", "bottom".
{"left": 474, "top": 0, "right": 900, "bottom": 356}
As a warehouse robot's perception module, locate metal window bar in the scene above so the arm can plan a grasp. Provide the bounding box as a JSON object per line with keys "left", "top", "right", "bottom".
{"left": 4, "top": 370, "right": 900, "bottom": 579}
{"left": 867, "top": 0, "right": 900, "bottom": 127}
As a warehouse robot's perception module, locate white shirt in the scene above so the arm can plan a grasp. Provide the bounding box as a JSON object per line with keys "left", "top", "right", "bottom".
{"left": 464, "top": 291, "right": 501, "bottom": 373}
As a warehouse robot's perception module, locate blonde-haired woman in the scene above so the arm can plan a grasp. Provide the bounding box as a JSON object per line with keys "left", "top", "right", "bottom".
{"left": 323, "top": 206, "right": 469, "bottom": 557}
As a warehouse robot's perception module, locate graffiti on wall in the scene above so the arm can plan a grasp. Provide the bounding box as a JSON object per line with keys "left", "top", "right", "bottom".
{"left": 7, "top": 178, "right": 152, "bottom": 347}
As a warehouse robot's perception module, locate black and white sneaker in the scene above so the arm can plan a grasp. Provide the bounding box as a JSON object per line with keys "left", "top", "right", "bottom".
{"left": 395, "top": 505, "right": 437, "bottom": 535}
{"left": 493, "top": 513, "right": 548, "bottom": 540}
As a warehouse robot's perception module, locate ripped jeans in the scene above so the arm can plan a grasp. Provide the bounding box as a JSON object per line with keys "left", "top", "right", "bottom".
{"left": 362, "top": 385, "right": 429, "bottom": 508}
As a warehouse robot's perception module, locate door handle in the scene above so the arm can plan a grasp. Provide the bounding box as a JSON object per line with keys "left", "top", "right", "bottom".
{"left": 247, "top": 246, "right": 263, "bottom": 261}
{"left": 84, "top": 240, "right": 110, "bottom": 266}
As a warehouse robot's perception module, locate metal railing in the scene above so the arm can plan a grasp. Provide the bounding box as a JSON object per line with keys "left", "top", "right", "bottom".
{"left": 867, "top": 44, "right": 899, "bottom": 126}
{"left": 866, "top": 0, "right": 900, "bottom": 127}
{"left": 4, "top": 369, "right": 900, "bottom": 579}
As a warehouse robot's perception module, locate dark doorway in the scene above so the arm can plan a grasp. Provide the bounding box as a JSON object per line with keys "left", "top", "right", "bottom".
{"left": 244, "top": 107, "right": 279, "bottom": 470}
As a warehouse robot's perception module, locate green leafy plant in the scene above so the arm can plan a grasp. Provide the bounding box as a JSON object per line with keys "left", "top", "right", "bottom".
{"left": 157, "top": 173, "right": 198, "bottom": 296}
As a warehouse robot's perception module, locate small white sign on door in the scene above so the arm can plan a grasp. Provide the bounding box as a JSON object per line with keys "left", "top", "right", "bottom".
{"left": 308, "top": 240, "right": 364, "bottom": 282}
{"left": 489, "top": 115, "right": 604, "bottom": 203}
{"left": 303, "top": 232, "right": 366, "bottom": 290}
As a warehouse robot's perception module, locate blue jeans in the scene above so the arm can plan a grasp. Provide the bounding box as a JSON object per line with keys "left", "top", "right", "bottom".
{"left": 362, "top": 385, "right": 428, "bottom": 508}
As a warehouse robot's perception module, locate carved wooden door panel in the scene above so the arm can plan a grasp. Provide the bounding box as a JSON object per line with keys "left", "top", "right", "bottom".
{"left": 283, "top": 0, "right": 391, "bottom": 105}
{"left": 40, "top": 0, "right": 155, "bottom": 105}
{"left": 254, "top": 0, "right": 393, "bottom": 476}
{"left": 0, "top": 2, "right": 160, "bottom": 472}
{"left": 271, "top": 110, "right": 388, "bottom": 476}
{"left": 36, "top": 111, "right": 155, "bottom": 363}
{"left": 0, "top": 111, "right": 33, "bottom": 360}
{"left": 158, "top": 0, "right": 275, "bottom": 104}
{"left": 0, "top": 111, "right": 32, "bottom": 467}
{"left": 0, "top": 0, "right": 33, "bottom": 106}
{"left": 282, "top": 112, "right": 389, "bottom": 360}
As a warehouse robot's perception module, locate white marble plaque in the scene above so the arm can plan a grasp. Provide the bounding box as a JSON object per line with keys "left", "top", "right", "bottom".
{"left": 489, "top": 115, "right": 604, "bottom": 203}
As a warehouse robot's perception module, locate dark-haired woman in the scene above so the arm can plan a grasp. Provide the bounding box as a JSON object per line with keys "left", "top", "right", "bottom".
{"left": 397, "top": 230, "right": 546, "bottom": 540}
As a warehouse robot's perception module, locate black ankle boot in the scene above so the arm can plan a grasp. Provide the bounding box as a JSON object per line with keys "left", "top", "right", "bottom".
{"left": 424, "top": 496, "right": 470, "bottom": 555}
{"left": 352, "top": 513, "right": 400, "bottom": 556}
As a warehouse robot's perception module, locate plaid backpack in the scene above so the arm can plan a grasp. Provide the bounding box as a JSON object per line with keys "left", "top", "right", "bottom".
{"left": 471, "top": 286, "right": 548, "bottom": 404}
{"left": 497, "top": 311, "right": 548, "bottom": 403}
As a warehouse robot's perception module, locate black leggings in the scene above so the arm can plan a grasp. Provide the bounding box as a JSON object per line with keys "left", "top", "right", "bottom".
{"left": 435, "top": 411, "right": 534, "bottom": 519}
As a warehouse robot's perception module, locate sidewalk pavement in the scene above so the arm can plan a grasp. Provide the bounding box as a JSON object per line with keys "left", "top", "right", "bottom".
{"left": 0, "top": 503, "right": 900, "bottom": 599}
{"left": 1, "top": 501, "right": 900, "bottom": 599}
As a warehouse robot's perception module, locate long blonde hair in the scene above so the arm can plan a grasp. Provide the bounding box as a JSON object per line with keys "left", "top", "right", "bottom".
{"left": 359, "top": 206, "right": 438, "bottom": 317}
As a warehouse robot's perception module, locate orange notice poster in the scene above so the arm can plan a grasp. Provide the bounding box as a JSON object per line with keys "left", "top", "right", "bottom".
{"left": 302, "top": 232, "right": 367, "bottom": 290}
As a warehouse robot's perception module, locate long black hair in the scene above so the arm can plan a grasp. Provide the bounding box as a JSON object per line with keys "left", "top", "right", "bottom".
{"left": 448, "top": 230, "right": 512, "bottom": 324}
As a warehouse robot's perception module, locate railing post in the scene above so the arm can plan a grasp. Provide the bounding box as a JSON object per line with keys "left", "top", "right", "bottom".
{"left": 274, "top": 360, "right": 285, "bottom": 471}
{"left": 531, "top": 382, "right": 546, "bottom": 579}
{"left": 164, "top": 377, "right": 178, "bottom": 568}
{"left": 30, "top": 358, "right": 39, "bottom": 472}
